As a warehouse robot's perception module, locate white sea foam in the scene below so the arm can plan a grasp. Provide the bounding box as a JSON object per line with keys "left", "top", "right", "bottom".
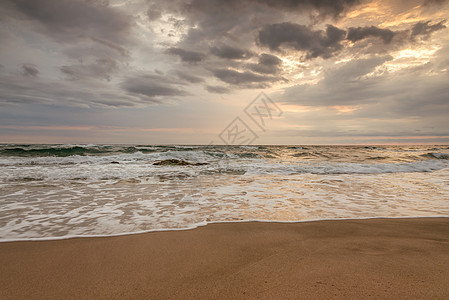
{"left": 1, "top": 145, "right": 448, "bottom": 241}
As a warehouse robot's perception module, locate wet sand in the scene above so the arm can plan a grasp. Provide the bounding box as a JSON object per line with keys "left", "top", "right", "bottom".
{"left": 1, "top": 218, "right": 449, "bottom": 299}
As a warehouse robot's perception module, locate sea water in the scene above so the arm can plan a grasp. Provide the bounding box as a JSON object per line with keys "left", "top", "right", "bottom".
{"left": 0, "top": 144, "right": 448, "bottom": 241}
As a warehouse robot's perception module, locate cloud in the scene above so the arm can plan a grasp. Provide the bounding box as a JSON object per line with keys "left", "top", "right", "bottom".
{"left": 0, "top": 69, "right": 188, "bottom": 108}
{"left": 22, "top": 64, "right": 39, "bottom": 77}
{"left": 158, "top": 0, "right": 361, "bottom": 22}
{"left": 347, "top": 26, "right": 396, "bottom": 44}
{"left": 6, "top": 0, "right": 132, "bottom": 43}
{"left": 60, "top": 58, "right": 118, "bottom": 81}
{"left": 247, "top": 53, "right": 282, "bottom": 74}
{"left": 258, "top": 23, "right": 346, "bottom": 59}
{"left": 90, "top": 37, "right": 130, "bottom": 57}
{"left": 276, "top": 56, "right": 449, "bottom": 142}
{"left": 278, "top": 56, "right": 449, "bottom": 139}
{"left": 0, "top": 73, "right": 145, "bottom": 107}
{"left": 411, "top": 20, "right": 446, "bottom": 39}
{"left": 324, "top": 55, "right": 393, "bottom": 83}
{"left": 344, "top": 21, "right": 446, "bottom": 54}
{"left": 210, "top": 45, "right": 253, "bottom": 59}
{"left": 166, "top": 47, "right": 206, "bottom": 63}
{"left": 121, "top": 74, "right": 188, "bottom": 99}
{"left": 3, "top": 0, "right": 134, "bottom": 86}
{"left": 281, "top": 56, "right": 394, "bottom": 106}
{"left": 152, "top": 0, "right": 361, "bottom": 52}
{"left": 172, "top": 70, "right": 204, "bottom": 83}
{"left": 147, "top": 3, "right": 162, "bottom": 21}
{"left": 257, "top": 20, "right": 444, "bottom": 61}
{"left": 422, "top": 0, "right": 448, "bottom": 6}
{"left": 205, "top": 85, "right": 231, "bottom": 94}
{"left": 253, "top": 0, "right": 362, "bottom": 19}
{"left": 211, "top": 68, "right": 279, "bottom": 87}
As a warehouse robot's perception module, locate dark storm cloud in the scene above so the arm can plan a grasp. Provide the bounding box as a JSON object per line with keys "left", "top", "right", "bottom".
{"left": 147, "top": 3, "right": 162, "bottom": 21}
{"left": 61, "top": 41, "right": 128, "bottom": 64}
{"left": 2, "top": 0, "right": 134, "bottom": 87}
{"left": 6, "top": 0, "right": 132, "bottom": 43}
{"left": 171, "top": 71, "right": 204, "bottom": 83}
{"left": 151, "top": 0, "right": 362, "bottom": 52}
{"left": 411, "top": 20, "right": 446, "bottom": 39}
{"left": 152, "top": 0, "right": 280, "bottom": 48}
{"left": 210, "top": 45, "right": 254, "bottom": 60}
{"left": 343, "top": 21, "right": 446, "bottom": 55}
{"left": 0, "top": 73, "right": 147, "bottom": 107}
{"left": 159, "top": 0, "right": 361, "bottom": 21}
{"left": 22, "top": 64, "right": 39, "bottom": 77}
{"left": 253, "top": 0, "right": 362, "bottom": 19}
{"left": 90, "top": 37, "right": 130, "bottom": 57}
{"left": 205, "top": 85, "right": 231, "bottom": 94}
{"left": 423, "top": 0, "right": 448, "bottom": 6}
{"left": 60, "top": 58, "right": 118, "bottom": 81}
{"left": 257, "top": 19, "right": 445, "bottom": 60}
{"left": 258, "top": 23, "right": 346, "bottom": 59}
{"left": 258, "top": 53, "right": 282, "bottom": 65}
{"left": 1, "top": 66, "right": 186, "bottom": 107}
{"left": 247, "top": 53, "right": 282, "bottom": 74}
{"left": 347, "top": 26, "right": 396, "bottom": 44}
{"left": 211, "top": 68, "right": 280, "bottom": 87}
{"left": 166, "top": 47, "right": 206, "bottom": 63}
{"left": 121, "top": 74, "right": 188, "bottom": 99}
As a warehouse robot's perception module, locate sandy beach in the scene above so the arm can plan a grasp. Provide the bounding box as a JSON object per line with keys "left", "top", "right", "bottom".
{"left": 1, "top": 217, "right": 448, "bottom": 299}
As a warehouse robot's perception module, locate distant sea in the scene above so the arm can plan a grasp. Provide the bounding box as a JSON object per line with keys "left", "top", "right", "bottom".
{"left": 1, "top": 144, "right": 448, "bottom": 241}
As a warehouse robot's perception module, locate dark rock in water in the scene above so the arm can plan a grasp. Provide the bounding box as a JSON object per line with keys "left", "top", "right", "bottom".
{"left": 192, "top": 162, "right": 208, "bottom": 166}
{"left": 153, "top": 159, "right": 190, "bottom": 166}
{"left": 110, "top": 161, "right": 120, "bottom": 164}
{"left": 153, "top": 159, "right": 208, "bottom": 166}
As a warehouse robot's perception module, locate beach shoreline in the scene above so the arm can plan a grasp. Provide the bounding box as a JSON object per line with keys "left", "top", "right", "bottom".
{"left": 1, "top": 217, "right": 449, "bottom": 299}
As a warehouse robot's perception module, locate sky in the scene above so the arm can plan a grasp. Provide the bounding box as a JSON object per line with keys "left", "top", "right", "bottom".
{"left": 0, "top": 0, "right": 448, "bottom": 145}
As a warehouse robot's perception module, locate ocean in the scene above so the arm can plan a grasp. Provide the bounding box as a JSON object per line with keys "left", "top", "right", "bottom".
{"left": 1, "top": 144, "right": 448, "bottom": 241}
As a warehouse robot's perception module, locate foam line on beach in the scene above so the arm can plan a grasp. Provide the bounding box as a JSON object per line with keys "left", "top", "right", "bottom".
{"left": 2, "top": 215, "right": 449, "bottom": 243}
